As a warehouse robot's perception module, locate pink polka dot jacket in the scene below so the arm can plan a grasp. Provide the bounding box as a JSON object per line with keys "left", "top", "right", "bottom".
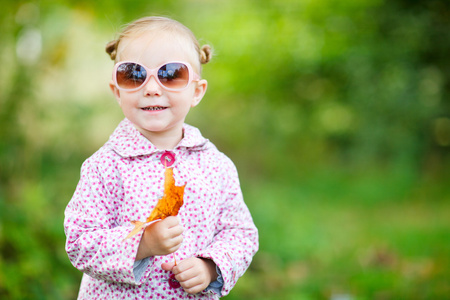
{"left": 64, "top": 119, "right": 259, "bottom": 299}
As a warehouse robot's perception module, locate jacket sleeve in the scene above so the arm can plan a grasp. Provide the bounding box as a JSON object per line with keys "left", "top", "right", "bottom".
{"left": 196, "top": 157, "right": 259, "bottom": 296}
{"left": 64, "top": 158, "right": 153, "bottom": 284}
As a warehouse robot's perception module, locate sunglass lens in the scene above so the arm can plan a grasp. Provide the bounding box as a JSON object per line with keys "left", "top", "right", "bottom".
{"left": 116, "top": 63, "right": 147, "bottom": 90}
{"left": 158, "top": 63, "right": 189, "bottom": 89}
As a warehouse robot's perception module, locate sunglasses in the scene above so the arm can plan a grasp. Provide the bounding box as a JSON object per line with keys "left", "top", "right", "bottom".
{"left": 112, "top": 61, "right": 200, "bottom": 92}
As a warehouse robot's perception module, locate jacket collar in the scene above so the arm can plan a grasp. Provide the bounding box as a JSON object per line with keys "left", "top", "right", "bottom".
{"left": 106, "top": 118, "right": 210, "bottom": 158}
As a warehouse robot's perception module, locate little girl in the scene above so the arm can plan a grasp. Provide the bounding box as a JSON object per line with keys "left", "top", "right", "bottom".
{"left": 64, "top": 16, "right": 258, "bottom": 299}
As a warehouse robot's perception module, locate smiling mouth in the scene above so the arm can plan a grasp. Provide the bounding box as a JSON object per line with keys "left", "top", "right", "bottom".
{"left": 142, "top": 106, "right": 167, "bottom": 111}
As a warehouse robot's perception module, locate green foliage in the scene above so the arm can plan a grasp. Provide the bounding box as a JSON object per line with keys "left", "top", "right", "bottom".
{"left": 236, "top": 173, "right": 450, "bottom": 299}
{"left": 0, "top": 0, "right": 449, "bottom": 299}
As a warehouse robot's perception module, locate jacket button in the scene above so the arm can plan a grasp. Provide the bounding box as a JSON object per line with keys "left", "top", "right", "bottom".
{"left": 160, "top": 151, "right": 175, "bottom": 167}
{"left": 168, "top": 274, "right": 181, "bottom": 288}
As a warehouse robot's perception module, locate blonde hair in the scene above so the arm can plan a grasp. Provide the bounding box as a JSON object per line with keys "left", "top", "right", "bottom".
{"left": 105, "top": 16, "right": 212, "bottom": 72}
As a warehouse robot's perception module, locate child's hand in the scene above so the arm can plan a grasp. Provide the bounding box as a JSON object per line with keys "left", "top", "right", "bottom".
{"left": 136, "top": 216, "right": 184, "bottom": 260}
{"left": 161, "top": 257, "right": 218, "bottom": 294}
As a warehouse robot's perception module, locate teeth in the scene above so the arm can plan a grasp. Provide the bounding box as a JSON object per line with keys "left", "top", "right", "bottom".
{"left": 143, "top": 106, "right": 165, "bottom": 111}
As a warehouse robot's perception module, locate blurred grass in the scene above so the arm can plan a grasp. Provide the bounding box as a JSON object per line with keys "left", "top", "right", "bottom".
{"left": 230, "top": 171, "right": 450, "bottom": 299}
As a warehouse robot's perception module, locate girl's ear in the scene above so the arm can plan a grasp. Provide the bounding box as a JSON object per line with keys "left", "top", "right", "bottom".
{"left": 191, "top": 79, "right": 207, "bottom": 108}
{"left": 109, "top": 80, "right": 122, "bottom": 105}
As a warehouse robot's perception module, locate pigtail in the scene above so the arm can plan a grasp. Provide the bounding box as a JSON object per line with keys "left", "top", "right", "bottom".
{"left": 105, "top": 40, "right": 118, "bottom": 61}
{"left": 200, "top": 44, "right": 212, "bottom": 64}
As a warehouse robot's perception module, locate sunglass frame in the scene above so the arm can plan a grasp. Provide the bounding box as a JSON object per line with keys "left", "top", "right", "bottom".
{"left": 112, "top": 61, "right": 200, "bottom": 92}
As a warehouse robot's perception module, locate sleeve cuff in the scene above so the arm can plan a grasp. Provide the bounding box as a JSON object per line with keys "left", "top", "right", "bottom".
{"left": 205, "top": 265, "right": 224, "bottom": 296}
{"left": 133, "top": 257, "right": 150, "bottom": 282}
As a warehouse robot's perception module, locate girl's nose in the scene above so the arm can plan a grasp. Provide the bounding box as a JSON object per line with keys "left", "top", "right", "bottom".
{"left": 143, "top": 75, "right": 162, "bottom": 96}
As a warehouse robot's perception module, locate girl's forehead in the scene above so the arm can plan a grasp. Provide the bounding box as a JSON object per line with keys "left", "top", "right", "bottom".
{"left": 118, "top": 32, "right": 198, "bottom": 68}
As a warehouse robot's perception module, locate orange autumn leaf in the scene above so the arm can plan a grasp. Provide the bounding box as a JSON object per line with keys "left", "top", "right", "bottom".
{"left": 123, "top": 167, "right": 185, "bottom": 241}
{"left": 122, "top": 220, "right": 146, "bottom": 241}
{"left": 146, "top": 167, "right": 185, "bottom": 222}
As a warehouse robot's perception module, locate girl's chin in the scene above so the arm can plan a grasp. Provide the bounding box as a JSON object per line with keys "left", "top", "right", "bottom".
{"left": 137, "top": 124, "right": 182, "bottom": 136}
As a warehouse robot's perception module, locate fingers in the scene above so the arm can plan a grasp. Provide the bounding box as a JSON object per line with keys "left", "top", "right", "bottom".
{"left": 162, "top": 236, "right": 183, "bottom": 254}
{"left": 160, "top": 217, "right": 184, "bottom": 253}
{"left": 161, "top": 261, "right": 175, "bottom": 272}
{"left": 163, "top": 216, "right": 181, "bottom": 227}
{"left": 141, "top": 217, "right": 184, "bottom": 256}
{"left": 156, "top": 216, "right": 184, "bottom": 238}
{"left": 150, "top": 217, "right": 183, "bottom": 239}
{"left": 180, "top": 279, "right": 206, "bottom": 294}
{"left": 171, "top": 257, "right": 213, "bottom": 294}
{"left": 174, "top": 267, "right": 205, "bottom": 294}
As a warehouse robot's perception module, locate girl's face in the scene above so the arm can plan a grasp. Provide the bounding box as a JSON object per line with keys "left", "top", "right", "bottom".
{"left": 109, "top": 32, "right": 207, "bottom": 149}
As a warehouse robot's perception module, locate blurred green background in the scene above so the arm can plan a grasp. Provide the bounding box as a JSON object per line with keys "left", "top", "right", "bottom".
{"left": 1, "top": 0, "right": 449, "bottom": 299}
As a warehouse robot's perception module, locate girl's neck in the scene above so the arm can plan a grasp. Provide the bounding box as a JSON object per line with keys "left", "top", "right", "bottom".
{"left": 137, "top": 127, "right": 184, "bottom": 150}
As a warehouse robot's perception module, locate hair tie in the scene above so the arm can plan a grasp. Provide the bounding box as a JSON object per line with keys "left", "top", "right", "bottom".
{"left": 200, "top": 45, "right": 212, "bottom": 64}
{"left": 105, "top": 40, "right": 118, "bottom": 60}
